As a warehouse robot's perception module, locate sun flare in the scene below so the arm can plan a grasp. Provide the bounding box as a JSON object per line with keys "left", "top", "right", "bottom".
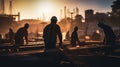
{"left": 37, "top": 1, "right": 55, "bottom": 21}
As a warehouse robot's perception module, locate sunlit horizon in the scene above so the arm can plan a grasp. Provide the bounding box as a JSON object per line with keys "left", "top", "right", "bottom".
{"left": 3, "top": 0, "right": 115, "bottom": 21}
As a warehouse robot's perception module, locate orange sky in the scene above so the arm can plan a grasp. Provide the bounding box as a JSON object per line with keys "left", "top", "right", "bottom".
{"left": 3, "top": 0, "right": 115, "bottom": 21}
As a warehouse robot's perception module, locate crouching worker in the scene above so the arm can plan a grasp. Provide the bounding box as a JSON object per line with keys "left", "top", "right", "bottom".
{"left": 71, "top": 26, "right": 80, "bottom": 47}
{"left": 14, "top": 23, "right": 29, "bottom": 51}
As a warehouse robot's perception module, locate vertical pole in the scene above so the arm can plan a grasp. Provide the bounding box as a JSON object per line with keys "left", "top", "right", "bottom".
{"left": 1, "top": 0, "right": 5, "bottom": 14}
{"left": 18, "top": 12, "right": 20, "bottom": 21}
{"left": 9, "top": 1, "right": 12, "bottom": 15}
{"left": 64, "top": 6, "right": 66, "bottom": 19}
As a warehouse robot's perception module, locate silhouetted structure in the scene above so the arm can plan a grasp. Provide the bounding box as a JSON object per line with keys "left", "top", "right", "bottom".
{"left": 0, "top": 0, "right": 5, "bottom": 14}
{"left": 71, "top": 26, "right": 80, "bottom": 47}
{"left": 84, "top": 9, "right": 109, "bottom": 36}
{"left": 98, "top": 22, "right": 116, "bottom": 45}
{"left": 85, "top": 9, "right": 94, "bottom": 22}
{"left": 43, "top": 16, "right": 62, "bottom": 50}
{"left": 14, "top": 23, "right": 29, "bottom": 50}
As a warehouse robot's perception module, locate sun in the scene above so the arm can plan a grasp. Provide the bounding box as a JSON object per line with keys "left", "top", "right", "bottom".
{"left": 40, "top": 2, "right": 53, "bottom": 14}
{"left": 37, "top": 1, "right": 54, "bottom": 21}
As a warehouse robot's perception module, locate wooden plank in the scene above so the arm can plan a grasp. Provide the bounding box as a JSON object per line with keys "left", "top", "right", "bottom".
{"left": 0, "top": 44, "right": 44, "bottom": 52}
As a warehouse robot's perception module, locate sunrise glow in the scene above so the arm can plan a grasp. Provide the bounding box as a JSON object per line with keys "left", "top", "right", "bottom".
{"left": 10, "top": 0, "right": 113, "bottom": 21}
{"left": 37, "top": 1, "right": 54, "bottom": 21}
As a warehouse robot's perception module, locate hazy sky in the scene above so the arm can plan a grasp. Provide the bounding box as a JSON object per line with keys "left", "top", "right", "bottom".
{"left": 4, "top": 0, "right": 116, "bottom": 21}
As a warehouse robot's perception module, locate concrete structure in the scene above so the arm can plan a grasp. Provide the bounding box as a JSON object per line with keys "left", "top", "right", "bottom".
{"left": 84, "top": 9, "right": 109, "bottom": 40}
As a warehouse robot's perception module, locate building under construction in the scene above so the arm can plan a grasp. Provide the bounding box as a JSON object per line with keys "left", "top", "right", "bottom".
{"left": 0, "top": 0, "right": 20, "bottom": 34}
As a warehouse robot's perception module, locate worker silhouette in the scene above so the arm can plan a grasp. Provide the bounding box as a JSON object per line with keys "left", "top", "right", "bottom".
{"left": 43, "top": 16, "right": 62, "bottom": 50}
{"left": 71, "top": 26, "right": 80, "bottom": 47}
{"left": 98, "top": 22, "right": 117, "bottom": 54}
{"left": 98, "top": 22, "right": 116, "bottom": 45}
{"left": 8, "top": 28, "right": 15, "bottom": 44}
{"left": 14, "top": 23, "right": 29, "bottom": 48}
{"left": 65, "top": 31, "right": 70, "bottom": 40}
